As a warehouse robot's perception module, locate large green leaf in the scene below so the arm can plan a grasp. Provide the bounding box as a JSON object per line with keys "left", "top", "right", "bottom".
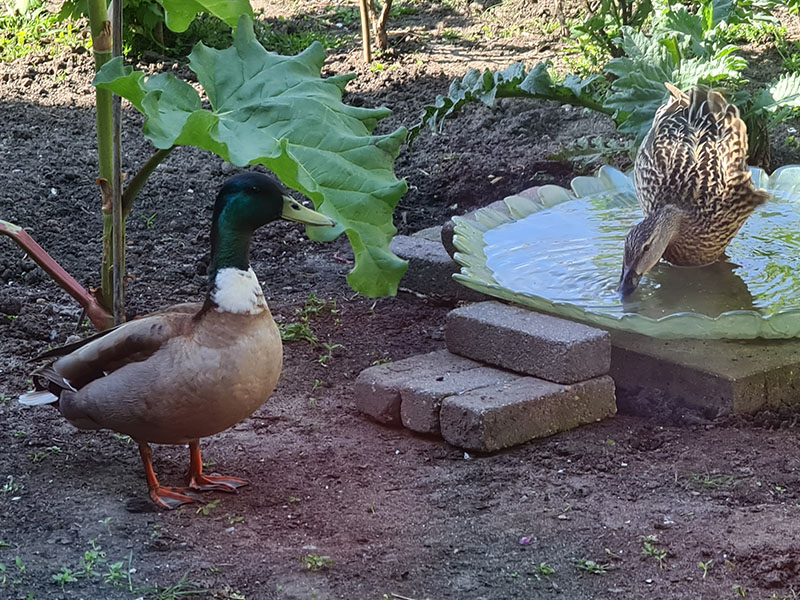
{"left": 159, "top": 0, "right": 253, "bottom": 32}
{"left": 604, "top": 27, "right": 745, "bottom": 143}
{"left": 408, "top": 62, "right": 609, "bottom": 143}
{"left": 94, "top": 17, "right": 408, "bottom": 298}
{"left": 748, "top": 72, "right": 800, "bottom": 127}
{"left": 604, "top": 28, "right": 676, "bottom": 141}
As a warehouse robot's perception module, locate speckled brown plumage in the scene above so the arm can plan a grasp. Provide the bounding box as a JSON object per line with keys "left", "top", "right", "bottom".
{"left": 633, "top": 83, "right": 769, "bottom": 266}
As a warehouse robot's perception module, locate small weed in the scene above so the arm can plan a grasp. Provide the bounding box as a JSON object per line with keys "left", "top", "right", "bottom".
{"left": 79, "top": 539, "right": 106, "bottom": 577}
{"left": 279, "top": 321, "right": 317, "bottom": 345}
{"left": 699, "top": 559, "right": 713, "bottom": 579}
{"left": 684, "top": 472, "right": 738, "bottom": 490}
{"left": 783, "top": 52, "right": 800, "bottom": 74}
{"left": 100, "top": 516, "right": 112, "bottom": 533}
{"left": 528, "top": 16, "right": 560, "bottom": 36}
{"left": 29, "top": 445, "right": 62, "bottom": 464}
{"left": 52, "top": 567, "right": 78, "bottom": 590}
{"left": 104, "top": 561, "right": 126, "bottom": 586}
{"left": 141, "top": 212, "right": 158, "bottom": 229}
{"left": 0, "top": 541, "right": 9, "bottom": 548}
{"left": 371, "top": 356, "right": 391, "bottom": 366}
{"left": 775, "top": 34, "right": 800, "bottom": 74}
{"left": 770, "top": 591, "right": 799, "bottom": 600}
{"left": 0, "top": 563, "right": 5, "bottom": 585}
{"left": 151, "top": 524, "right": 163, "bottom": 539}
{"left": 533, "top": 562, "right": 555, "bottom": 580}
{"left": 301, "top": 554, "right": 334, "bottom": 572}
{"left": 304, "top": 294, "right": 333, "bottom": 317}
{"left": 441, "top": 28, "right": 462, "bottom": 42}
{"left": 733, "top": 583, "right": 747, "bottom": 597}
{"left": 15, "top": 556, "right": 25, "bottom": 574}
{"left": 280, "top": 295, "right": 337, "bottom": 346}
{"left": 289, "top": 496, "right": 302, "bottom": 503}
{"left": 0, "top": 394, "right": 11, "bottom": 405}
{"left": 197, "top": 499, "right": 221, "bottom": 516}
{"left": 12, "top": 430, "right": 27, "bottom": 438}
{"left": 317, "top": 342, "right": 343, "bottom": 366}
{"left": 576, "top": 558, "right": 608, "bottom": 574}
{"left": 311, "top": 379, "right": 324, "bottom": 392}
{"left": 641, "top": 535, "right": 668, "bottom": 568}
{"left": 327, "top": 5, "right": 360, "bottom": 27}
{"left": 1, "top": 476, "right": 20, "bottom": 494}
{"left": 370, "top": 61, "right": 386, "bottom": 73}
{"left": 393, "top": 5, "right": 418, "bottom": 16}
{"left": 227, "top": 514, "right": 244, "bottom": 525}
{"left": 138, "top": 571, "right": 209, "bottom": 600}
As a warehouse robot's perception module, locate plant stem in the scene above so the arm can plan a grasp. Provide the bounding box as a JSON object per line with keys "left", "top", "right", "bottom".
{"left": 498, "top": 89, "right": 616, "bottom": 118}
{"left": 86, "top": 0, "right": 115, "bottom": 311}
{"left": 0, "top": 221, "right": 113, "bottom": 331}
{"left": 111, "top": 0, "right": 124, "bottom": 325}
{"left": 122, "top": 147, "right": 175, "bottom": 218}
{"left": 358, "top": 0, "right": 372, "bottom": 62}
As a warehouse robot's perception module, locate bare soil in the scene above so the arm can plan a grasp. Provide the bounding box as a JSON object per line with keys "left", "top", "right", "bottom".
{"left": 3, "top": 2, "right": 800, "bottom": 599}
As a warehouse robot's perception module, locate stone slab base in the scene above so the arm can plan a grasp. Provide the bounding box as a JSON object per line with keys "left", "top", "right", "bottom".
{"left": 610, "top": 331, "right": 800, "bottom": 416}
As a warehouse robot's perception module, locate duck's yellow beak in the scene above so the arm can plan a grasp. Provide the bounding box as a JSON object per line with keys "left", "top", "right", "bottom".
{"left": 281, "top": 196, "right": 336, "bottom": 227}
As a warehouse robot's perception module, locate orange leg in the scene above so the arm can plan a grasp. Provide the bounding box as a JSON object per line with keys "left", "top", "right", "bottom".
{"left": 138, "top": 443, "right": 197, "bottom": 510}
{"left": 186, "top": 440, "right": 249, "bottom": 492}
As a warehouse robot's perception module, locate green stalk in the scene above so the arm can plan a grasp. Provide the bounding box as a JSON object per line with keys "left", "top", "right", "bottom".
{"left": 86, "top": 0, "right": 114, "bottom": 312}
{"left": 498, "top": 89, "right": 616, "bottom": 118}
{"left": 122, "top": 147, "right": 175, "bottom": 218}
{"left": 111, "top": 0, "right": 124, "bottom": 325}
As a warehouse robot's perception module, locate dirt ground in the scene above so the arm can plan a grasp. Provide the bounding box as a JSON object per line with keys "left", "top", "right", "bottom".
{"left": 3, "top": 1, "right": 800, "bottom": 599}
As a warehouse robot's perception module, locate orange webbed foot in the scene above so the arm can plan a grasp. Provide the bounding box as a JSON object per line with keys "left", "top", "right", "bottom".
{"left": 149, "top": 486, "right": 199, "bottom": 510}
{"left": 139, "top": 442, "right": 200, "bottom": 510}
{"left": 186, "top": 440, "right": 249, "bottom": 494}
{"left": 187, "top": 473, "right": 249, "bottom": 493}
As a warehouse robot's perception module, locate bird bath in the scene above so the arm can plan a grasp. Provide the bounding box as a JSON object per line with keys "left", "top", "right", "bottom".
{"left": 452, "top": 166, "right": 800, "bottom": 339}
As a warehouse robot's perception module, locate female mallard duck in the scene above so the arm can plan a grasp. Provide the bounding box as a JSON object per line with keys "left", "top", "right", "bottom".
{"left": 19, "top": 172, "right": 335, "bottom": 509}
{"left": 618, "top": 83, "right": 769, "bottom": 296}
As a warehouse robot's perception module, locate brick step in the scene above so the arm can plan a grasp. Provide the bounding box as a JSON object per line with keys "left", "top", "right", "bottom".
{"left": 355, "top": 350, "right": 616, "bottom": 452}
{"left": 446, "top": 301, "right": 611, "bottom": 384}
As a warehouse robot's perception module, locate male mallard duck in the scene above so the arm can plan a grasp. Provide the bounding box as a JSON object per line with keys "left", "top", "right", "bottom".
{"left": 618, "top": 83, "right": 769, "bottom": 296}
{"left": 19, "top": 172, "right": 335, "bottom": 509}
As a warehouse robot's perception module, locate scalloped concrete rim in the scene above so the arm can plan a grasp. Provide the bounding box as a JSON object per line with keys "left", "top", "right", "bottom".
{"left": 451, "top": 165, "right": 800, "bottom": 340}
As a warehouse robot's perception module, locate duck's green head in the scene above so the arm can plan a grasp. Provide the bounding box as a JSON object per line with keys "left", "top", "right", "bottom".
{"left": 209, "top": 172, "right": 334, "bottom": 275}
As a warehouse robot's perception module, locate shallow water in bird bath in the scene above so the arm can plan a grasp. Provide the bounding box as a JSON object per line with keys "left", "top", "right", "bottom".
{"left": 484, "top": 189, "right": 800, "bottom": 320}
